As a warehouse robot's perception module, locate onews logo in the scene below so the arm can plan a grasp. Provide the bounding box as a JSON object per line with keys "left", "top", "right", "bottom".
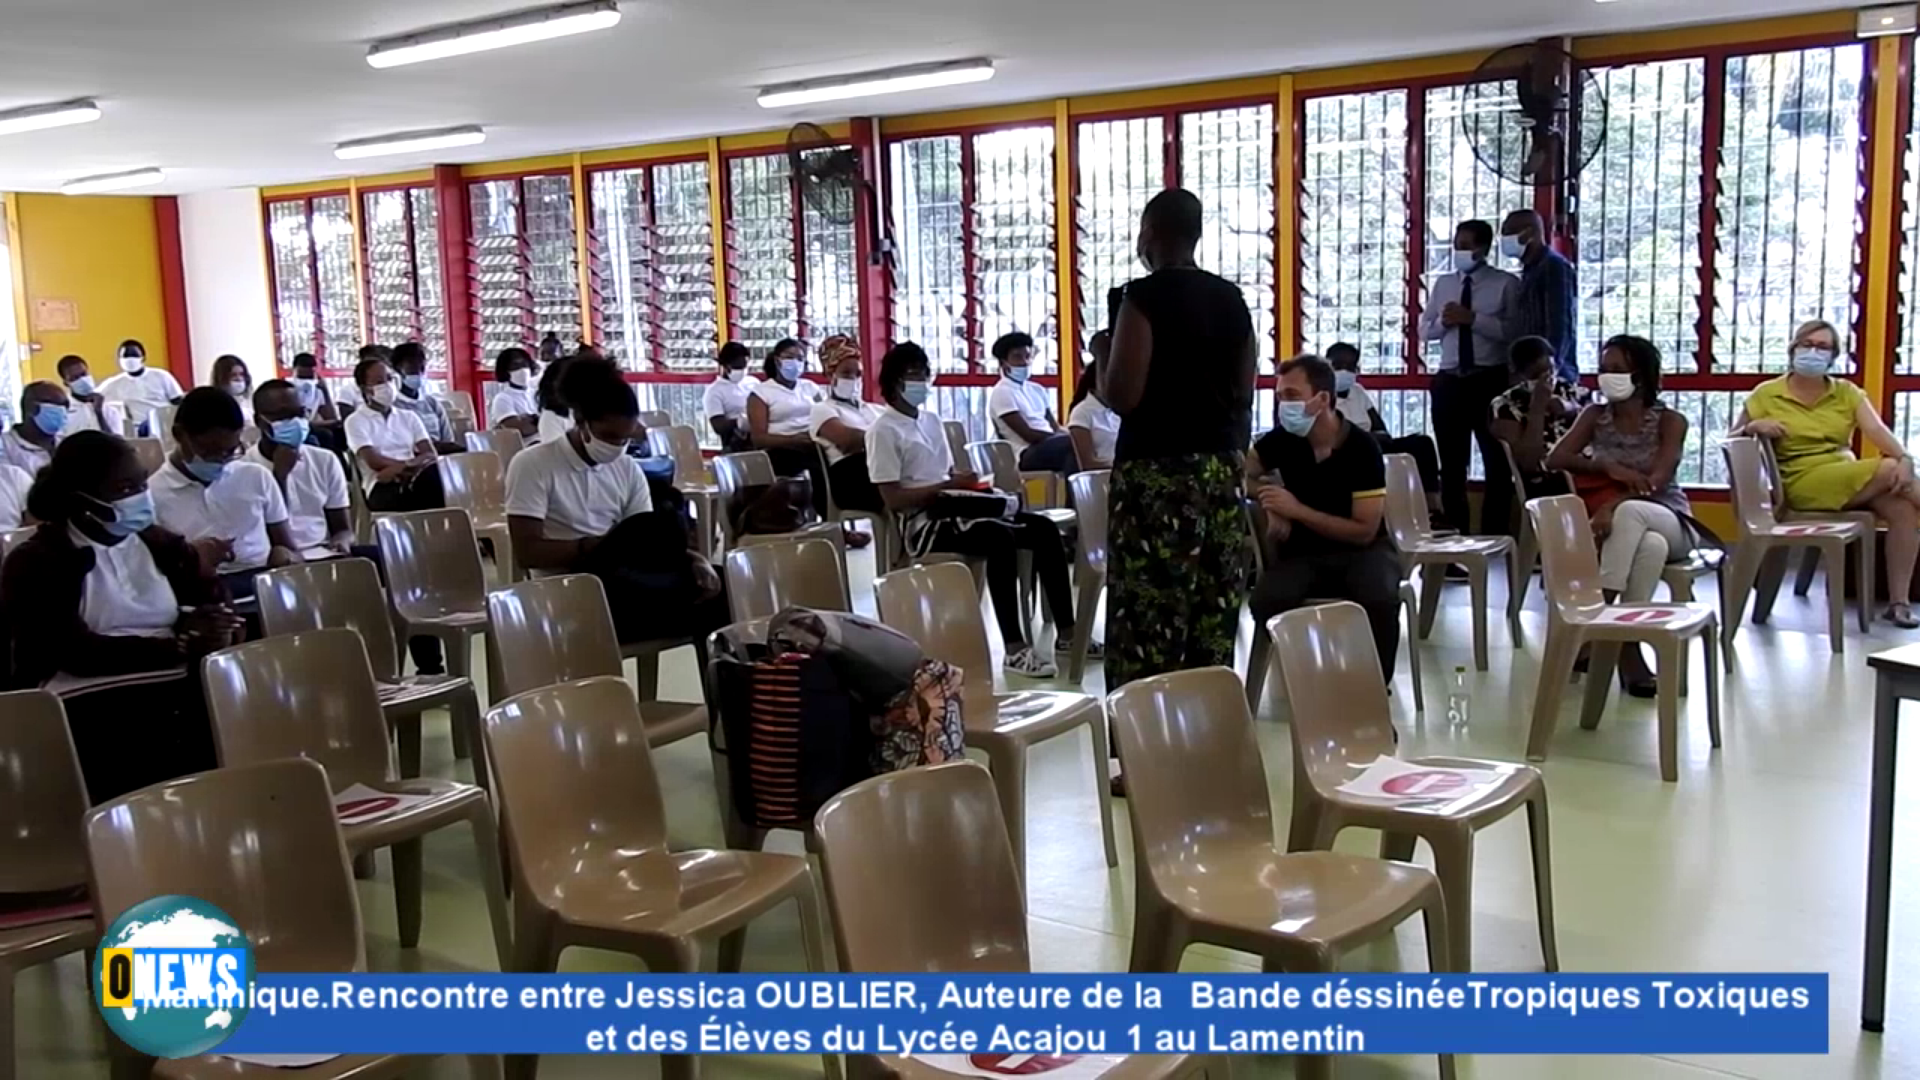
{"left": 94, "top": 895, "right": 256, "bottom": 1059}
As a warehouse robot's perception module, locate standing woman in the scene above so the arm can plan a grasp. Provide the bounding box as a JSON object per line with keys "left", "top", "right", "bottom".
{"left": 1104, "top": 188, "right": 1257, "bottom": 735}
{"left": 749, "top": 337, "right": 828, "bottom": 516}
{"left": 1734, "top": 319, "right": 1920, "bottom": 625}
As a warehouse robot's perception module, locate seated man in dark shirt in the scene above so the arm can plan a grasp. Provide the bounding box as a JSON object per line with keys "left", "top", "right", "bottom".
{"left": 1247, "top": 353, "right": 1402, "bottom": 679}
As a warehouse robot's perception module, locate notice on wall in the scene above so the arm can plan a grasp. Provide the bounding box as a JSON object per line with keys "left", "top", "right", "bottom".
{"left": 30, "top": 297, "right": 78, "bottom": 332}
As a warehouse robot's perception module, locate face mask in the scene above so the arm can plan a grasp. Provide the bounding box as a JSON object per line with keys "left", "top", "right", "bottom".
{"left": 725, "top": 367, "right": 746, "bottom": 384}
{"left": 369, "top": 383, "right": 397, "bottom": 408}
{"left": 95, "top": 490, "right": 155, "bottom": 538}
{"left": 293, "top": 372, "right": 317, "bottom": 384}
{"left": 901, "top": 380, "right": 931, "bottom": 407}
{"left": 1452, "top": 250, "right": 1480, "bottom": 274}
{"left": 401, "top": 373, "right": 424, "bottom": 393}
{"left": 508, "top": 368, "right": 531, "bottom": 389}
{"left": 1597, "top": 373, "right": 1637, "bottom": 403}
{"left": 1333, "top": 371, "right": 1358, "bottom": 395}
{"left": 118, "top": 353, "right": 145, "bottom": 375}
{"left": 1007, "top": 365, "right": 1031, "bottom": 385}
{"left": 776, "top": 358, "right": 801, "bottom": 383}
{"left": 68, "top": 375, "right": 95, "bottom": 397}
{"left": 269, "top": 417, "right": 310, "bottom": 446}
{"left": 833, "top": 377, "right": 862, "bottom": 401}
{"left": 1791, "top": 347, "right": 1835, "bottom": 377}
{"left": 583, "top": 432, "right": 628, "bottom": 465}
{"left": 1499, "top": 235, "right": 1524, "bottom": 261}
{"left": 185, "top": 457, "right": 228, "bottom": 485}
{"left": 1277, "top": 400, "right": 1317, "bottom": 437}
{"left": 31, "top": 404, "right": 67, "bottom": 436}
{"left": 227, "top": 379, "right": 249, "bottom": 398}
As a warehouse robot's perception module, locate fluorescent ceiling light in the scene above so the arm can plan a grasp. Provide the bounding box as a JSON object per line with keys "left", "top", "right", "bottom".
{"left": 62, "top": 167, "right": 164, "bottom": 195}
{"left": 367, "top": 1, "right": 620, "bottom": 69}
{"left": 758, "top": 59, "right": 995, "bottom": 109}
{"left": 0, "top": 98, "right": 102, "bottom": 137}
{"left": 1858, "top": 3, "right": 1918, "bottom": 36}
{"left": 335, "top": 125, "right": 487, "bottom": 160}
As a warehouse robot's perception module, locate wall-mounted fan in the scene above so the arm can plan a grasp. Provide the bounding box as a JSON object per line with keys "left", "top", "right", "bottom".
{"left": 1459, "top": 41, "right": 1609, "bottom": 187}
{"left": 785, "top": 121, "right": 894, "bottom": 269}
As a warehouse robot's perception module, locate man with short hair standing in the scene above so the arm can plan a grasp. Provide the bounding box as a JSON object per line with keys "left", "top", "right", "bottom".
{"left": 1502, "top": 208, "right": 1580, "bottom": 384}
{"left": 1421, "top": 219, "right": 1518, "bottom": 535}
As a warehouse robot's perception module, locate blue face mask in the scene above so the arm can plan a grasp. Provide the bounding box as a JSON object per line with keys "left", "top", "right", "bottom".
{"left": 185, "top": 458, "right": 228, "bottom": 485}
{"left": 1791, "top": 348, "right": 1835, "bottom": 377}
{"left": 901, "top": 380, "right": 932, "bottom": 407}
{"left": 31, "top": 404, "right": 67, "bottom": 436}
{"left": 1277, "top": 400, "right": 1317, "bottom": 437}
{"left": 68, "top": 375, "right": 95, "bottom": 397}
{"left": 1333, "top": 371, "right": 1358, "bottom": 395}
{"left": 269, "top": 417, "right": 310, "bottom": 446}
{"left": 96, "top": 490, "right": 155, "bottom": 538}
{"left": 401, "top": 373, "right": 424, "bottom": 393}
{"left": 1007, "top": 365, "right": 1031, "bottom": 384}
{"left": 776, "top": 358, "right": 801, "bottom": 383}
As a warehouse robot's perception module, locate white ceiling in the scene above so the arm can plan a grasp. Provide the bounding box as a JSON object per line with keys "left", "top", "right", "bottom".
{"left": 0, "top": 0, "right": 1856, "bottom": 194}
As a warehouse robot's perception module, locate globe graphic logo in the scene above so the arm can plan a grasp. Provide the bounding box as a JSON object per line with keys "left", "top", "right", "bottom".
{"left": 94, "top": 895, "right": 255, "bottom": 1059}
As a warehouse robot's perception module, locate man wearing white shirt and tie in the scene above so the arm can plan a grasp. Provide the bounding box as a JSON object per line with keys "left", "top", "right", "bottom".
{"left": 1420, "top": 219, "right": 1518, "bottom": 536}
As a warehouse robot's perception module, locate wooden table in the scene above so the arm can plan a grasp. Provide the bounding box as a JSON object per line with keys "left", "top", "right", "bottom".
{"left": 1863, "top": 642, "right": 1920, "bottom": 1031}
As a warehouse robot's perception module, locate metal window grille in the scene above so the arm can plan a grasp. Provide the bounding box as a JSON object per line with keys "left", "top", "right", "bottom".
{"left": 974, "top": 126, "right": 1058, "bottom": 374}
{"left": 362, "top": 186, "right": 446, "bottom": 374}
{"left": 1181, "top": 104, "right": 1275, "bottom": 367}
{"left": 651, "top": 160, "right": 719, "bottom": 370}
{"left": 311, "top": 195, "right": 360, "bottom": 373}
{"left": 800, "top": 148, "right": 860, "bottom": 346}
{"left": 266, "top": 200, "right": 318, "bottom": 368}
{"left": 1300, "top": 90, "right": 1408, "bottom": 373}
{"left": 1075, "top": 116, "right": 1164, "bottom": 367}
{"left": 726, "top": 153, "right": 798, "bottom": 358}
{"left": 888, "top": 135, "right": 967, "bottom": 372}
{"left": 468, "top": 179, "right": 528, "bottom": 362}
{"left": 589, "top": 167, "right": 653, "bottom": 370}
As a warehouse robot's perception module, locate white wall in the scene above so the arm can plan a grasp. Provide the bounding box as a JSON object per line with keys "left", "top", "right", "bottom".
{"left": 178, "top": 188, "right": 274, "bottom": 387}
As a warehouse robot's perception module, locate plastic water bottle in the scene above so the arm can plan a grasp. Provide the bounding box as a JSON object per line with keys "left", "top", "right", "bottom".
{"left": 1445, "top": 666, "right": 1471, "bottom": 730}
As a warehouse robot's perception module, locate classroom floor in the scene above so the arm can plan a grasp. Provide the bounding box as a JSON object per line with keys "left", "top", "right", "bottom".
{"left": 14, "top": 552, "right": 1920, "bottom": 1079}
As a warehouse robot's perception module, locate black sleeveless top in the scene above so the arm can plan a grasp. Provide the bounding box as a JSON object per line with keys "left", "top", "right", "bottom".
{"left": 1113, "top": 266, "right": 1255, "bottom": 463}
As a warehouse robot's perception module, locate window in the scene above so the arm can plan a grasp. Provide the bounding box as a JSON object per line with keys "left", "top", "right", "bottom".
{"left": 799, "top": 149, "right": 860, "bottom": 345}
{"left": 588, "top": 167, "right": 652, "bottom": 369}
{"left": 974, "top": 127, "right": 1059, "bottom": 373}
{"left": 362, "top": 187, "right": 446, "bottom": 379}
{"left": 466, "top": 175, "right": 580, "bottom": 372}
{"left": 1300, "top": 90, "right": 1408, "bottom": 373}
{"left": 1181, "top": 104, "right": 1275, "bottom": 367}
{"left": 264, "top": 194, "right": 361, "bottom": 372}
{"left": 1075, "top": 117, "right": 1165, "bottom": 367}
{"left": 888, "top": 136, "right": 967, "bottom": 371}
{"left": 726, "top": 153, "right": 798, "bottom": 357}
{"left": 654, "top": 160, "right": 719, "bottom": 370}
{"left": 1423, "top": 84, "right": 1532, "bottom": 285}
{"left": 524, "top": 175, "right": 582, "bottom": 352}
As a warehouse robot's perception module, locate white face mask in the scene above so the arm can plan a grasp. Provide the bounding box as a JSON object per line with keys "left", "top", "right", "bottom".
{"left": 833, "top": 377, "right": 862, "bottom": 401}
{"left": 583, "top": 432, "right": 627, "bottom": 465}
{"left": 725, "top": 367, "right": 746, "bottom": 384}
{"left": 1452, "top": 250, "right": 1480, "bottom": 273}
{"left": 1596, "top": 373, "right": 1637, "bottom": 403}
{"left": 118, "top": 353, "right": 145, "bottom": 374}
{"left": 508, "top": 368, "right": 530, "bottom": 389}
{"left": 369, "top": 383, "right": 397, "bottom": 408}
{"left": 227, "top": 379, "right": 249, "bottom": 398}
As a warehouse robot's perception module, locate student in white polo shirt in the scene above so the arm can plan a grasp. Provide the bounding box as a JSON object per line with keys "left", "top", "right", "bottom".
{"left": 748, "top": 337, "right": 828, "bottom": 517}
{"left": 1067, "top": 334, "right": 1122, "bottom": 471}
{"left": 868, "top": 342, "right": 1083, "bottom": 678}
{"left": 346, "top": 356, "right": 443, "bottom": 512}
{"left": 507, "top": 357, "right": 724, "bottom": 644}
{"left": 0, "top": 381, "right": 70, "bottom": 477}
{"left": 703, "top": 342, "right": 753, "bottom": 451}
{"left": 489, "top": 347, "right": 541, "bottom": 438}
{"left": 150, "top": 387, "right": 298, "bottom": 604}
{"left": 987, "top": 331, "right": 1075, "bottom": 474}
{"left": 97, "top": 339, "right": 185, "bottom": 437}
{"left": 55, "top": 354, "right": 127, "bottom": 438}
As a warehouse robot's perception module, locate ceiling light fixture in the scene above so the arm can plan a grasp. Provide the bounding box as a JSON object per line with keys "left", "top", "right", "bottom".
{"left": 1858, "top": 3, "right": 1918, "bottom": 36}
{"left": 335, "top": 125, "right": 487, "bottom": 160}
{"left": 62, "top": 167, "right": 164, "bottom": 195}
{"left": 0, "top": 98, "right": 102, "bottom": 137}
{"left": 367, "top": 1, "right": 621, "bottom": 69}
{"left": 757, "top": 58, "right": 995, "bottom": 109}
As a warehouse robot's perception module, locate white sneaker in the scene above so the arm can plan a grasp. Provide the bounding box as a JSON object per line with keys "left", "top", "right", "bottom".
{"left": 1004, "top": 647, "right": 1058, "bottom": 679}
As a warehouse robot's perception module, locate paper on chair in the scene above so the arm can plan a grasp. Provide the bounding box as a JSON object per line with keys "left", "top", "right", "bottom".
{"left": 333, "top": 783, "right": 434, "bottom": 825}
{"left": 919, "top": 1054, "right": 1128, "bottom": 1079}
{"left": 1594, "top": 607, "right": 1681, "bottom": 625}
{"left": 1335, "top": 757, "right": 1505, "bottom": 805}
{"left": 216, "top": 1054, "right": 341, "bottom": 1068}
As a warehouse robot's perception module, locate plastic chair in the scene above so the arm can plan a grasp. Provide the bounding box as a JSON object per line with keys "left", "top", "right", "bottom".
{"left": 648, "top": 424, "right": 719, "bottom": 557}
{"left": 375, "top": 510, "right": 493, "bottom": 745}
{"left": 813, "top": 761, "right": 1216, "bottom": 1080}
{"left": 1525, "top": 495, "right": 1722, "bottom": 781}
{"left": 484, "top": 574, "right": 707, "bottom": 749}
{"left": 1106, "top": 666, "right": 1456, "bottom": 1080}
{"left": 723, "top": 537, "right": 850, "bottom": 622}
{"left": 1759, "top": 437, "right": 1880, "bottom": 615}
{"left": 941, "top": 419, "right": 969, "bottom": 473}
{"left": 873, "top": 561, "right": 1118, "bottom": 886}
{"left": 638, "top": 408, "right": 672, "bottom": 430}
{"left": 968, "top": 438, "right": 1072, "bottom": 518}
{"left": 1386, "top": 454, "right": 1517, "bottom": 671}
{"left": 0, "top": 690, "right": 95, "bottom": 1080}
{"left": 438, "top": 452, "right": 519, "bottom": 581}
{"left": 482, "top": 676, "right": 834, "bottom": 1080}
{"left": 125, "top": 436, "right": 165, "bottom": 476}
{"left": 1065, "top": 470, "right": 1109, "bottom": 681}
{"left": 712, "top": 450, "right": 776, "bottom": 549}
{"left": 1721, "top": 436, "right": 1870, "bottom": 653}
{"left": 464, "top": 427, "right": 526, "bottom": 468}
{"left": 152, "top": 404, "right": 178, "bottom": 450}
{"left": 1500, "top": 438, "right": 1541, "bottom": 621}
{"left": 85, "top": 758, "right": 498, "bottom": 1080}
{"left": 201, "top": 629, "right": 511, "bottom": 966}
{"left": 814, "top": 440, "right": 888, "bottom": 556}
{"left": 438, "top": 389, "right": 477, "bottom": 425}
{"left": 1270, "top": 602, "right": 1558, "bottom": 973}
{"left": 255, "top": 557, "right": 482, "bottom": 781}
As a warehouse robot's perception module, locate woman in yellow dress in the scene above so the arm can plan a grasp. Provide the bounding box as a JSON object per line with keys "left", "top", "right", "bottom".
{"left": 1734, "top": 319, "right": 1920, "bottom": 627}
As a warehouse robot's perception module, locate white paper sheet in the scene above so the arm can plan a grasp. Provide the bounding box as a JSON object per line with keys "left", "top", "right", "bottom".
{"left": 216, "top": 1053, "right": 342, "bottom": 1068}
{"left": 917, "top": 1054, "right": 1128, "bottom": 1079}
{"left": 1335, "top": 757, "right": 1506, "bottom": 804}
{"left": 332, "top": 783, "right": 435, "bottom": 824}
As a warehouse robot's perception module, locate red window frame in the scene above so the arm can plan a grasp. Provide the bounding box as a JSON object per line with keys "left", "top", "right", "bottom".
{"left": 262, "top": 191, "right": 361, "bottom": 376}
{"left": 359, "top": 182, "right": 448, "bottom": 381}
{"left": 465, "top": 168, "right": 582, "bottom": 380}
{"left": 581, "top": 153, "right": 718, "bottom": 376}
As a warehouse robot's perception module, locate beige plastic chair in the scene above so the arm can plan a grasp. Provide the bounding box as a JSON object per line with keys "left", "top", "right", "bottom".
{"left": 874, "top": 561, "right": 1118, "bottom": 883}
{"left": 712, "top": 449, "right": 776, "bottom": 549}
{"left": 1500, "top": 439, "right": 1541, "bottom": 620}
{"left": 941, "top": 419, "right": 969, "bottom": 472}
{"left": 813, "top": 761, "right": 1215, "bottom": 1080}
{"left": 1386, "top": 453, "right": 1516, "bottom": 671}
{"left": 638, "top": 408, "right": 672, "bottom": 430}
{"left": 201, "top": 629, "right": 511, "bottom": 966}
{"left": 1757, "top": 437, "right": 1880, "bottom": 613}
{"left": 438, "top": 452, "right": 519, "bottom": 582}
{"left": 723, "top": 536, "right": 850, "bottom": 622}
{"left": 256, "top": 557, "right": 482, "bottom": 781}
{"left": 126, "top": 436, "right": 165, "bottom": 476}
{"left": 152, "top": 404, "right": 178, "bottom": 450}
{"left": 483, "top": 676, "right": 834, "bottom": 1080}
{"left": 465, "top": 427, "right": 526, "bottom": 468}
{"left": 1065, "top": 469, "right": 1109, "bottom": 681}
{"left": 649, "top": 424, "right": 720, "bottom": 557}
{"left": 0, "top": 690, "right": 95, "bottom": 1080}
{"left": 1271, "top": 602, "right": 1558, "bottom": 973}
{"left": 968, "top": 438, "right": 1071, "bottom": 517}
{"left": 1722, "top": 436, "right": 1870, "bottom": 652}
{"left": 1526, "top": 494, "right": 1722, "bottom": 781}
{"left": 375, "top": 509, "right": 493, "bottom": 746}
{"left": 485, "top": 573, "right": 706, "bottom": 749}
{"left": 814, "top": 440, "right": 888, "bottom": 555}
{"left": 0, "top": 526, "right": 35, "bottom": 565}
{"left": 438, "top": 389, "right": 477, "bottom": 425}
{"left": 1107, "top": 666, "right": 1456, "bottom": 1080}
{"left": 85, "top": 758, "right": 497, "bottom": 1080}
